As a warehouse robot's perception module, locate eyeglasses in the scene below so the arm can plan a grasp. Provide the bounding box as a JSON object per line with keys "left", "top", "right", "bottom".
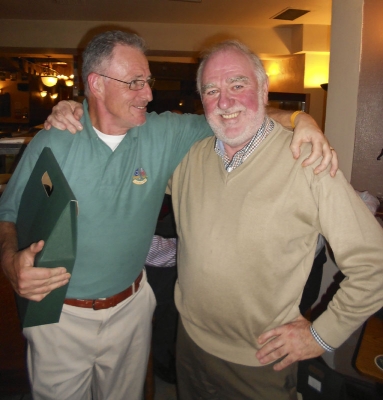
{"left": 98, "top": 73, "right": 155, "bottom": 91}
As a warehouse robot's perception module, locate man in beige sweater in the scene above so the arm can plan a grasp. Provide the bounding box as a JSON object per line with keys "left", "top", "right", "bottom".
{"left": 168, "top": 41, "right": 383, "bottom": 399}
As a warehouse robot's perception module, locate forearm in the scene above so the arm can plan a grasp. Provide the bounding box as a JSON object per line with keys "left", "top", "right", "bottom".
{"left": 0, "top": 221, "right": 18, "bottom": 250}
{"left": 266, "top": 106, "right": 292, "bottom": 127}
{"left": 266, "top": 106, "right": 320, "bottom": 130}
{"left": 0, "top": 221, "right": 18, "bottom": 280}
{"left": 311, "top": 172, "right": 383, "bottom": 348}
{"left": 0, "top": 221, "right": 69, "bottom": 300}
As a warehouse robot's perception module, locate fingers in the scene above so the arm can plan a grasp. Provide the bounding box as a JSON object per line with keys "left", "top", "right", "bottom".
{"left": 289, "top": 140, "right": 302, "bottom": 160}
{"left": 17, "top": 266, "right": 71, "bottom": 301}
{"left": 256, "top": 316, "right": 323, "bottom": 370}
{"left": 273, "top": 354, "right": 296, "bottom": 371}
{"left": 46, "top": 113, "right": 82, "bottom": 134}
{"left": 46, "top": 101, "right": 84, "bottom": 134}
{"left": 258, "top": 327, "right": 278, "bottom": 345}
{"left": 43, "top": 120, "right": 52, "bottom": 130}
{"left": 29, "top": 239, "right": 45, "bottom": 255}
{"left": 73, "top": 105, "right": 84, "bottom": 122}
{"left": 329, "top": 147, "right": 339, "bottom": 177}
{"left": 13, "top": 241, "right": 71, "bottom": 301}
{"left": 256, "top": 335, "right": 283, "bottom": 363}
{"left": 303, "top": 143, "right": 339, "bottom": 177}
{"left": 256, "top": 337, "right": 296, "bottom": 370}
{"left": 301, "top": 139, "right": 327, "bottom": 169}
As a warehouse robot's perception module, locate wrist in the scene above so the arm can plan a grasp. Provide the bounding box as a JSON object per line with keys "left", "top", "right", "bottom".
{"left": 290, "top": 110, "right": 305, "bottom": 129}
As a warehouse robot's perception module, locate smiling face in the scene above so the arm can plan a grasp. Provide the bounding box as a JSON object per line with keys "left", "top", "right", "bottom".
{"left": 91, "top": 44, "right": 153, "bottom": 134}
{"left": 201, "top": 48, "right": 268, "bottom": 153}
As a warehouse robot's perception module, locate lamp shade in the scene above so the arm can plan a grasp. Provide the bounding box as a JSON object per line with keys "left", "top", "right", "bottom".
{"left": 41, "top": 75, "right": 58, "bottom": 87}
{"left": 65, "top": 79, "right": 74, "bottom": 87}
{"left": 40, "top": 91, "right": 48, "bottom": 98}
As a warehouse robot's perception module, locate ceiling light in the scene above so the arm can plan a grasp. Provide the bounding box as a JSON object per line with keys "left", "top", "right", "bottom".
{"left": 41, "top": 74, "right": 58, "bottom": 87}
{"left": 50, "top": 93, "right": 58, "bottom": 99}
{"left": 40, "top": 91, "right": 48, "bottom": 98}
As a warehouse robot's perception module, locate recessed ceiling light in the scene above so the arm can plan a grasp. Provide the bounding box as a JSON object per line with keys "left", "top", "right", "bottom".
{"left": 53, "top": 0, "right": 86, "bottom": 4}
{"left": 271, "top": 8, "right": 310, "bottom": 21}
{"left": 170, "top": 0, "right": 202, "bottom": 3}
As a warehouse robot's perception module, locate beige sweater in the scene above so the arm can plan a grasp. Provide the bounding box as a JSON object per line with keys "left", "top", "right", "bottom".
{"left": 169, "top": 121, "right": 383, "bottom": 366}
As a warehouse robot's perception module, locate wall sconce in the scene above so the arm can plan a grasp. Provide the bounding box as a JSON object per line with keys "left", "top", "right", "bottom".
{"left": 266, "top": 62, "right": 281, "bottom": 77}
{"left": 50, "top": 93, "right": 58, "bottom": 99}
{"left": 40, "top": 91, "right": 48, "bottom": 98}
{"left": 41, "top": 73, "right": 58, "bottom": 87}
{"left": 65, "top": 79, "right": 74, "bottom": 87}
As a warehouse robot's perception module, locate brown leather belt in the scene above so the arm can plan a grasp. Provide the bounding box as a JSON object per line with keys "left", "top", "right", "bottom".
{"left": 64, "top": 271, "right": 143, "bottom": 310}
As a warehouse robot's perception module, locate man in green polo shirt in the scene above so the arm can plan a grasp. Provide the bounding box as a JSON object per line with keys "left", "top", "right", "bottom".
{"left": 0, "top": 31, "right": 335, "bottom": 400}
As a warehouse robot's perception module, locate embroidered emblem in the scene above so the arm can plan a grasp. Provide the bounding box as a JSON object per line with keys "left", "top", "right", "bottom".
{"left": 132, "top": 168, "right": 148, "bottom": 185}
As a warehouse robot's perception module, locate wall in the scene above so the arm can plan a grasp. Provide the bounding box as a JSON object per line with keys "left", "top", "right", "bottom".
{"left": 325, "top": 0, "right": 363, "bottom": 181}
{"left": 263, "top": 55, "right": 305, "bottom": 93}
{"left": 350, "top": 0, "right": 383, "bottom": 198}
{"left": 325, "top": 0, "right": 383, "bottom": 193}
{"left": 317, "top": 0, "right": 364, "bottom": 307}
{"left": 317, "top": 0, "right": 383, "bottom": 371}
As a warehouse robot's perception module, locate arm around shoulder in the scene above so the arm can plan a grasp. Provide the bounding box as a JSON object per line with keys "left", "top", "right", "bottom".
{"left": 44, "top": 100, "right": 84, "bottom": 134}
{"left": 267, "top": 107, "right": 337, "bottom": 176}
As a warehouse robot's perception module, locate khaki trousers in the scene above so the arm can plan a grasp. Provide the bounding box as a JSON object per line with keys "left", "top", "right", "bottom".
{"left": 24, "top": 274, "right": 156, "bottom": 400}
{"left": 176, "top": 320, "right": 298, "bottom": 400}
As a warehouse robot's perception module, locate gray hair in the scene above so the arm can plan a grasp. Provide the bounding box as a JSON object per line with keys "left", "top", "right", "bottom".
{"left": 82, "top": 30, "right": 147, "bottom": 96}
{"left": 196, "top": 40, "right": 267, "bottom": 95}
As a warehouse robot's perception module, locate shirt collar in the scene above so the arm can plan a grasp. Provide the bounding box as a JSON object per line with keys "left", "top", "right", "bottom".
{"left": 214, "top": 116, "right": 274, "bottom": 171}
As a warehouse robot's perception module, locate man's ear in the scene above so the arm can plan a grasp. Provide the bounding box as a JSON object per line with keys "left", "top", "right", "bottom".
{"left": 88, "top": 73, "right": 104, "bottom": 99}
{"left": 262, "top": 76, "right": 269, "bottom": 105}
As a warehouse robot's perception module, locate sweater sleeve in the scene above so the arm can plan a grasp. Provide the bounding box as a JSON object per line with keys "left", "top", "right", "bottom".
{"left": 305, "top": 165, "right": 383, "bottom": 348}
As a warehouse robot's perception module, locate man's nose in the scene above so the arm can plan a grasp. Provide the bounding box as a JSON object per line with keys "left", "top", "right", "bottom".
{"left": 141, "top": 83, "right": 153, "bottom": 102}
{"left": 218, "top": 90, "right": 234, "bottom": 110}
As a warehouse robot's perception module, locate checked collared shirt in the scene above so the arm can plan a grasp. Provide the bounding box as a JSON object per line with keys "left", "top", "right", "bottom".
{"left": 215, "top": 116, "right": 274, "bottom": 172}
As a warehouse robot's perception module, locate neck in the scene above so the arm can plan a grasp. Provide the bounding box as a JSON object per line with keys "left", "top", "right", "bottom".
{"left": 222, "top": 115, "right": 268, "bottom": 160}
{"left": 88, "top": 98, "right": 131, "bottom": 136}
{"left": 223, "top": 140, "right": 252, "bottom": 161}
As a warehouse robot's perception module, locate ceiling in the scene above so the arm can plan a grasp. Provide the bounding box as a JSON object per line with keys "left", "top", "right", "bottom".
{"left": 0, "top": 0, "right": 332, "bottom": 73}
{"left": 2, "top": 0, "right": 332, "bottom": 28}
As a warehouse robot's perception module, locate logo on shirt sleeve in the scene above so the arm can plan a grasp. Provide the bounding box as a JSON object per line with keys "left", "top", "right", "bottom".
{"left": 132, "top": 168, "right": 148, "bottom": 185}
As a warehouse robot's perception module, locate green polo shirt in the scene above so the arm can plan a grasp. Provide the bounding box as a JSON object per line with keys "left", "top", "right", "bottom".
{"left": 0, "top": 101, "right": 212, "bottom": 298}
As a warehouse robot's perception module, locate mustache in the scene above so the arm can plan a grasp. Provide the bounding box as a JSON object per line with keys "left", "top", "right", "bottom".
{"left": 212, "top": 106, "right": 246, "bottom": 116}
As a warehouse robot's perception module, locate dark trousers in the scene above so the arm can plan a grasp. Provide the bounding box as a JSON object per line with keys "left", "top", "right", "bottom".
{"left": 176, "top": 320, "right": 298, "bottom": 400}
{"left": 146, "top": 265, "right": 178, "bottom": 383}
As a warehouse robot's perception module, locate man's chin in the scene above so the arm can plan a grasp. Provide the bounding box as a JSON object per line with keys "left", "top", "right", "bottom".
{"left": 133, "top": 116, "right": 147, "bottom": 127}
{"left": 214, "top": 128, "right": 254, "bottom": 148}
